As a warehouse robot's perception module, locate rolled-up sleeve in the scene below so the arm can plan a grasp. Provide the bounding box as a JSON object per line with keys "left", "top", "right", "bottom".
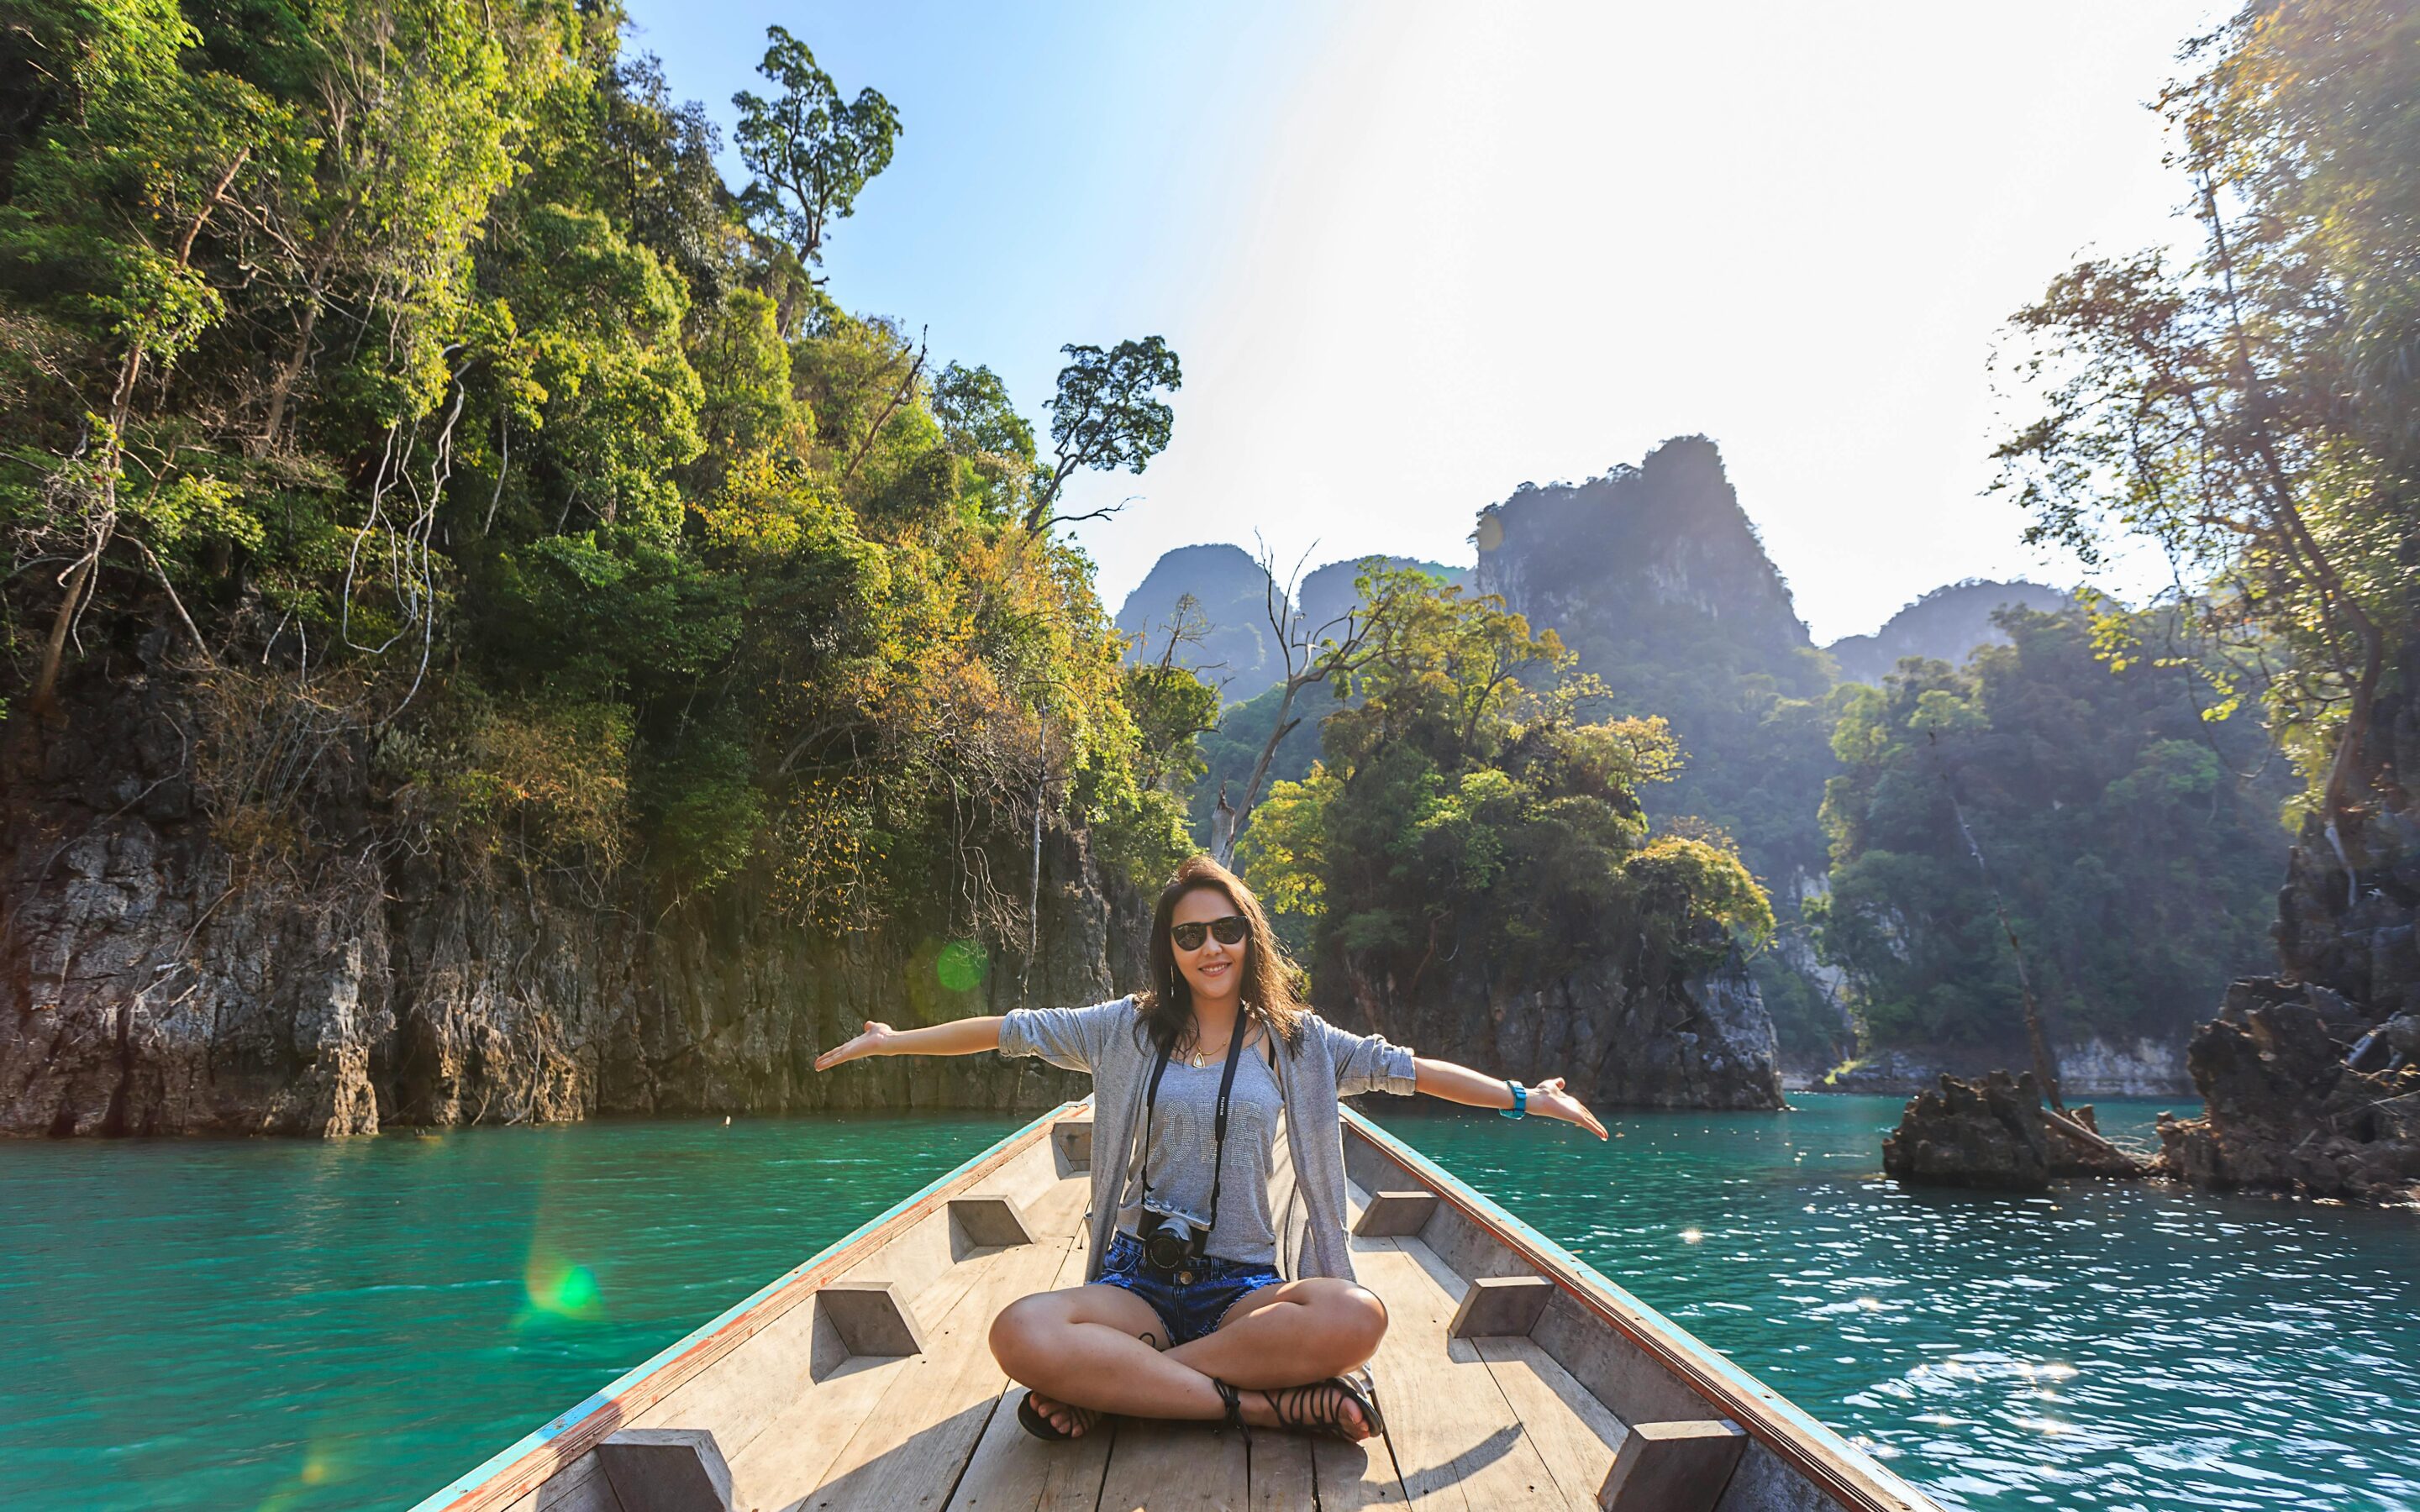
{"left": 1320, "top": 1018, "right": 1418, "bottom": 1096}
{"left": 998, "top": 997, "right": 1133, "bottom": 1074}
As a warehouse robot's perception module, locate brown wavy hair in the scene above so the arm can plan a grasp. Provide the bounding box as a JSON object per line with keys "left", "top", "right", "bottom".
{"left": 1136, "top": 855, "right": 1309, "bottom": 1055}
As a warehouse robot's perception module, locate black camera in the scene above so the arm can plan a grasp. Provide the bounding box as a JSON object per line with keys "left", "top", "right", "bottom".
{"left": 1138, "top": 1205, "right": 1210, "bottom": 1274}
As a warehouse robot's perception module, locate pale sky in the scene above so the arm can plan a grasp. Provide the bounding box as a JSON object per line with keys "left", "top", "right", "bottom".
{"left": 622, "top": 1, "right": 2223, "bottom": 643}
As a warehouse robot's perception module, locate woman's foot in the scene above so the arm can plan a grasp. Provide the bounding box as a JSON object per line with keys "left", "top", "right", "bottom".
{"left": 1018, "top": 1389, "right": 1103, "bottom": 1439}
{"left": 1248, "top": 1373, "right": 1382, "bottom": 1441}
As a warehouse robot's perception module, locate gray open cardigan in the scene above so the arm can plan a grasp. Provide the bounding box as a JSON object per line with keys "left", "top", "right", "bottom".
{"left": 999, "top": 996, "right": 1418, "bottom": 1284}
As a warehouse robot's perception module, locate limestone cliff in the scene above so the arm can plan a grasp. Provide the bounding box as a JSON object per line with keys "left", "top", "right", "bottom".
{"left": 1327, "top": 942, "right": 1784, "bottom": 1112}
{"left": 1472, "top": 438, "right": 1837, "bottom": 1067}
{"left": 0, "top": 670, "right": 1131, "bottom": 1137}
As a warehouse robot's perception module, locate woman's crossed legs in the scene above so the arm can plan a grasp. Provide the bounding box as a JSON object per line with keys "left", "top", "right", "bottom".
{"left": 988, "top": 1277, "right": 1386, "bottom": 1438}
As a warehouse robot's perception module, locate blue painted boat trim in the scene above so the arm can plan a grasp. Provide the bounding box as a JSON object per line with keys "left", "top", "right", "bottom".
{"left": 1343, "top": 1105, "right": 1939, "bottom": 1510}
{"left": 408, "top": 1100, "right": 1083, "bottom": 1512}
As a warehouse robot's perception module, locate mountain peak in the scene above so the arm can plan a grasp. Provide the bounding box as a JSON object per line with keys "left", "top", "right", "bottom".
{"left": 1476, "top": 436, "right": 1812, "bottom": 663}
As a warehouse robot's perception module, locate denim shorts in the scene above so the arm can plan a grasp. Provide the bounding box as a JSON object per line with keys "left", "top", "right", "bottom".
{"left": 1097, "top": 1231, "right": 1286, "bottom": 1347}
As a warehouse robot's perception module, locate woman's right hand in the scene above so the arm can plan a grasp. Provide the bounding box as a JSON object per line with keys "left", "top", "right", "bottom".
{"left": 815, "top": 1021, "right": 896, "bottom": 1072}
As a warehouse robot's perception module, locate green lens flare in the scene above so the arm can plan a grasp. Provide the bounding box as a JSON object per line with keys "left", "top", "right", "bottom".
{"left": 935, "top": 939, "right": 987, "bottom": 993}
{"left": 525, "top": 1257, "right": 601, "bottom": 1319}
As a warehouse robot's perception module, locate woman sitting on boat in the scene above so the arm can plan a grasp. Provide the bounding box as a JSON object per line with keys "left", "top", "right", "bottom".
{"left": 812, "top": 854, "right": 1607, "bottom": 1443}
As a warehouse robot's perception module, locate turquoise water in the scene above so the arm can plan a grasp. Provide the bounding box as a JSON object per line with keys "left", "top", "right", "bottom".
{"left": 1376, "top": 1096, "right": 2420, "bottom": 1512}
{"left": 0, "top": 1097, "right": 2415, "bottom": 1510}
{"left": 0, "top": 1114, "right": 1022, "bottom": 1512}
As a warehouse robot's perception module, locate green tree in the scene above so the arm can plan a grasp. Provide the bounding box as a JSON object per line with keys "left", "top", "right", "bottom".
{"left": 731, "top": 26, "right": 899, "bottom": 271}
{"left": 1993, "top": 0, "right": 2418, "bottom": 837}
{"left": 0, "top": 4, "right": 1204, "bottom": 969}
{"left": 1024, "top": 336, "right": 1183, "bottom": 533}
{"left": 1243, "top": 570, "right": 1767, "bottom": 1007}
{"left": 1813, "top": 607, "right": 2287, "bottom": 1053}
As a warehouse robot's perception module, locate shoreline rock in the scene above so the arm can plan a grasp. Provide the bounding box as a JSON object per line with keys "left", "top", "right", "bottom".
{"left": 1882, "top": 1070, "right": 2147, "bottom": 1191}
{"left": 2153, "top": 979, "right": 2420, "bottom": 1205}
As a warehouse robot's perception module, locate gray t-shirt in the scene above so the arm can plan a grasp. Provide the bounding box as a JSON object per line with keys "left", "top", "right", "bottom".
{"left": 1114, "top": 1037, "right": 1283, "bottom": 1265}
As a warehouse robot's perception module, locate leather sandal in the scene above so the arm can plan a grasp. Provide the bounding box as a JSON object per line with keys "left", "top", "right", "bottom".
{"left": 1015, "top": 1389, "right": 1102, "bottom": 1441}
{"left": 1212, "top": 1378, "right": 1251, "bottom": 1442}
{"left": 1265, "top": 1368, "right": 1386, "bottom": 1441}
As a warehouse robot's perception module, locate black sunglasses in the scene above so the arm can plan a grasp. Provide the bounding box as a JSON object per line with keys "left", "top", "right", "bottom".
{"left": 1170, "top": 916, "right": 1249, "bottom": 952}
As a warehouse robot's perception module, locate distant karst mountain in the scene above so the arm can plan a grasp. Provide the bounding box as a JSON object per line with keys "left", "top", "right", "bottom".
{"left": 1475, "top": 437, "right": 1833, "bottom": 879}
{"left": 1476, "top": 437, "right": 1818, "bottom": 684}
{"left": 1825, "top": 580, "right": 2074, "bottom": 685}
{"left": 1115, "top": 546, "right": 1469, "bottom": 701}
{"left": 1472, "top": 438, "right": 1846, "bottom": 1063}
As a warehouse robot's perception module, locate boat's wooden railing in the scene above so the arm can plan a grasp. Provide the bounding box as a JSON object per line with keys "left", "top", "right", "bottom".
{"left": 411, "top": 1100, "right": 1085, "bottom": 1512}
{"left": 1340, "top": 1107, "right": 1943, "bottom": 1512}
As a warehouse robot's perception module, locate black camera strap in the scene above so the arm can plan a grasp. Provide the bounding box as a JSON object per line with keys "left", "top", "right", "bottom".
{"left": 1136, "top": 1011, "right": 1250, "bottom": 1237}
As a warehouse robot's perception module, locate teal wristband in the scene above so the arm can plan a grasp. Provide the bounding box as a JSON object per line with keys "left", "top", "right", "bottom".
{"left": 1500, "top": 1079, "right": 1526, "bottom": 1119}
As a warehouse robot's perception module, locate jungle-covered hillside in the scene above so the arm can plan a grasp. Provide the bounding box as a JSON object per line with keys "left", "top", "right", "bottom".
{"left": 0, "top": 0, "right": 1213, "bottom": 942}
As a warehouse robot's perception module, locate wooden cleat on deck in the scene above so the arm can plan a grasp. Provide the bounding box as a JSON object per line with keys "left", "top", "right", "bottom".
{"left": 816, "top": 1279, "right": 928, "bottom": 1358}
{"left": 596, "top": 1428, "right": 735, "bottom": 1512}
{"left": 1351, "top": 1189, "right": 1439, "bottom": 1237}
{"left": 1597, "top": 1418, "right": 1747, "bottom": 1512}
{"left": 948, "top": 1194, "right": 1037, "bottom": 1247}
{"left": 1447, "top": 1273, "right": 1555, "bottom": 1338}
{"left": 1051, "top": 1118, "right": 1093, "bottom": 1172}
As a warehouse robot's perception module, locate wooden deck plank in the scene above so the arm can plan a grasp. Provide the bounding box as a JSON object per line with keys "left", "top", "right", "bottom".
{"left": 784, "top": 1179, "right": 1090, "bottom": 1512}
{"left": 944, "top": 1192, "right": 1113, "bottom": 1512}
{"left": 1309, "top": 1430, "right": 1407, "bottom": 1511}
{"left": 1095, "top": 1416, "right": 1249, "bottom": 1511}
{"left": 724, "top": 1343, "right": 953, "bottom": 1512}
{"left": 731, "top": 1184, "right": 1070, "bottom": 1511}
{"left": 1312, "top": 1210, "right": 1413, "bottom": 1512}
{"left": 1475, "top": 1336, "right": 1631, "bottom": 1510}
{"left": 1354, "top": 1242, "right": 1576, "bottom": 1511}
{"left": 1248, "top": 1431, "right": 1318, "bottom": 1512}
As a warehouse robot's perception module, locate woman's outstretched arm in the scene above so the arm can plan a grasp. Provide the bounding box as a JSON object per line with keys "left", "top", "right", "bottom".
{"left": 814, "top": 1016, "right": 1002, "bottom": 1071}
{"left": 1412, "top": 1057, "right": 1609, "bottom": 1139}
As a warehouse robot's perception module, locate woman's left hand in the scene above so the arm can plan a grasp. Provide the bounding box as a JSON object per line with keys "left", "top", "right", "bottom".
{"left": 1528, "top": 1076, "right": 1608, "bottom": 1139}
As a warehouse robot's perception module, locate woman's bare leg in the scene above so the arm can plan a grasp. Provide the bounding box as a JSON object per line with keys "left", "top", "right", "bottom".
{"left": 1166, "top": 1278, "right": 1386, "bottom": 1390}
{"left": 990, "top": 1284, "right": 1227, "bottom": 1435}
{"left": 990, "top": 1278, "right": 1388, "bottom": 1439}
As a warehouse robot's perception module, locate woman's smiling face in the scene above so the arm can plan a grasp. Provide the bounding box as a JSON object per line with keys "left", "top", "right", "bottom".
{"left": 1170, "top": 885, "right": 1247, "bottom": 1005}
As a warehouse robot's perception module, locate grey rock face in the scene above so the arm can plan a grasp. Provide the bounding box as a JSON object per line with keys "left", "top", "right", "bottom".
{"left": 1330, "top": 947, "right": 1786, "bottom": 1112}
{"left": 5, "top": 668, "right": 1786, "bottom": 1133}
{"left": 0, "top": 679, "right": 1128, "bottom": 1137}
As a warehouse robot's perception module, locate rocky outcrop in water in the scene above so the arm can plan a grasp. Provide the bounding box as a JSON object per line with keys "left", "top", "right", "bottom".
{"left": 0, "top": 672, "right": 1124, "bottom": 1137}
{"left": 2160, "top": 636, "right": 2420, "bottom": 1205}
{"left": 2154, "top": 979, "right": 2420, "bottom": 1205}
{"left": 1883, "top": 1071, "right": 2144, "bottom": 1191}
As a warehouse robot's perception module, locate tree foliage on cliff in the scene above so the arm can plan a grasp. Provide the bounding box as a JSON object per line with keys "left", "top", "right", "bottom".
{"left": 1813, "top": 608, "right": 2288, "bottom": 1049}
{"left": 0, "top": 2, "right": 1201, "bottom": 944}
{"left": 1240, "top": 568, "right": 1771, "bottom": 1005}
{"left": 1993, "top": 0, "right": 2420, "bottom": 830}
